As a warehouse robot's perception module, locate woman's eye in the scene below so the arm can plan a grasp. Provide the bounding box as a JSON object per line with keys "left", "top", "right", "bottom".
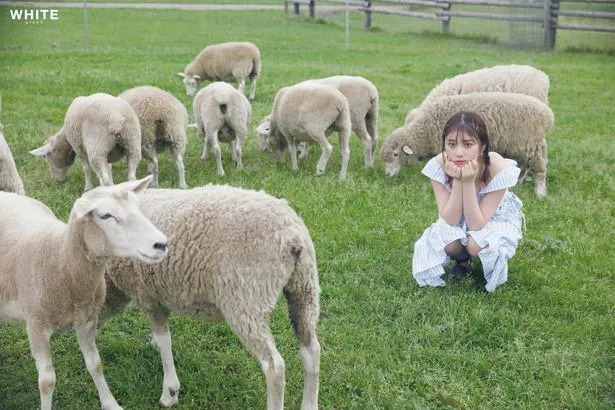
{"left": 100, "top": 213, "right": 114, "bottom": 220}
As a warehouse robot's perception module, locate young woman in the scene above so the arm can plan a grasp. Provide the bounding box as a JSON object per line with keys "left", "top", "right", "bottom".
{"left": 412, "top": 111, "right": 524, "bottom": 292}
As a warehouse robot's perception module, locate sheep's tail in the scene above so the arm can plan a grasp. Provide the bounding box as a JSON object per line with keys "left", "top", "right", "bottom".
{"left": 366, "top": 94, "right": 379, "bottom": 153}
{"left": 108, "top": 114, "right": 125, "bottom": 137}
{"left": 283, "top": 234, "right": 320, "bottom": 346}
{"left": 249, "top": 55, "right": 261, "bottom": 79}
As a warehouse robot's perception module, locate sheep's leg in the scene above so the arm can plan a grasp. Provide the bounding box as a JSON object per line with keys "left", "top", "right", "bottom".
{"left": 338, "top": 126, "right": 351, "bottom": 181}
{"left": 174, "top": 153, "right": 187, "bottom": 189}
{"left": 75, "top": 321, "right": 123, "bottom": 410}
{"left": 298, "top": 142, "right": 309, "bottom": 160}
{"left": 208, "top": 130, "right": 225, "bottom": 176}
{"left": 201, "top": 136, "right": 209, "bottom": 161}
{"left": 126, "top": 152, "right": 139, "bottom": 181}
{"left": 143, "top": 147, "right": 159, "bottom": 187}
{"left": 249, "top": 77, "right": 257, "bottom": 100}
{"left": 517, "top": 167, "right": 529, "bottom": 185}
{"left": 533, "top": 142, "right": 548, "bottom": 198}
{"left": 238, "top": 78, "right": 246, "bottom": 95}
{"left": 299, "top": 338, "right": 321, "bottom": 410}
{"left": 315, "top": 136, "right": 332, "bottom": 177}
{"left": 197, "top": 126, "right": 209, "bottom": 161}
{"left": 94, "top": 160, "right": 112, "bottom": 187}
{"left": 106, "top": 163, "right": 114, "bottom": 185}
{"left": 26, "top": 324, "right": 55, "bottom": 410}
{"left": 289, "top": 139, "right": 299, "bottom": 172}
{"left": 355, "top": 124, "right": 374, "bottom": 168}
{"left": 82, "top": 160, "right": 95, "bottom": 191}
{"left": 234, "top": 139, "right": 243, "bottom": 169}
{"left": 146, "top": 314, "right": 180, "bottom": 408}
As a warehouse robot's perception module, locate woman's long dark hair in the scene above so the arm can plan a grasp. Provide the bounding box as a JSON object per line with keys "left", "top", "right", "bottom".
{"left": 441, "top": 111, "right": 490, "bottom": 184}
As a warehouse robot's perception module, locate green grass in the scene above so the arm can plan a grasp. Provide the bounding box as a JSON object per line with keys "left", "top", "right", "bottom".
{"left": 1, "top": 5, "right": 615, "bottom": 410}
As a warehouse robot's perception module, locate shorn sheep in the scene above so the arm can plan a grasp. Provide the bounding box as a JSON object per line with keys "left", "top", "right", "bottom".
{"left": 381, "top": 92, "right": 554, "bottom": 197}
{"left": 118, "top": 85, "right": 188, "bottom": 189}
{"left": 101, "top": 185, "right": 321, "bottom": 410}
{"left": 177, "top": 41, "right": 261, "bottom": 99}
{"left": 0, "top": 176, "right": 168, "bottom": 410}
{"left": 405, "top": 64, "right": 550, "bottom": 124}
{"left": 193, "top": 82, "right": 251, "bottom": 176}
{"left": 0, "top": 97, "right": 26, "bottom": 194}
{"left": 31, "top": 93, "right": 142, "bottom": 191}
{"left": 257, "top": 82, "right": 351, "bottom": 180}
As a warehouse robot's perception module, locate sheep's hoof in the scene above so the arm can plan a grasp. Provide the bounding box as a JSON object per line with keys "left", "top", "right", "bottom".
{"left": 159, "top": 390, "right": 179, "bottom": 408}
{"left": 217, "top": 171, "right": 225, "bottom": 177}
{"left": 316, "top": 169, "right": 325, "bottom": 176}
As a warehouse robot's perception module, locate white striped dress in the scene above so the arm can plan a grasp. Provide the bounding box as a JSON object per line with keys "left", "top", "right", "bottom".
{"left": 412, "top": 156, "right": 524, "bottom": 292}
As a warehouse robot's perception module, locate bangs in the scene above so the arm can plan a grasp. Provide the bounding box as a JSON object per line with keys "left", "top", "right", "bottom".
{"left": 445, "top": 123, "right": 479, "bottom": 142}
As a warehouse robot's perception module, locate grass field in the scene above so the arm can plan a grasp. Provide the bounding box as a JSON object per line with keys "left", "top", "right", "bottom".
{"left": 1, "top": 5, "right": 614, "bottom": 410}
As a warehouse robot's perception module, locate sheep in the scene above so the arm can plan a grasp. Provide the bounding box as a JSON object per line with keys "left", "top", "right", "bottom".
{"left": 176, "top": 41, "right": 261, "bottom": 99}
{"left": 380, "top": 92, "right": 554, "bottom": 197}
{"left": 0, "top": 98, "right": 26, "bottom": 195}
{"left": 405, "top": 64, "right": 550, "bottom": 124}
{"left": 257, "top": 82, "right": 351, "bottom": 180}
{"left": 193, "top": 82, "right": 251, "bottom": 177}
{"left": 0, "top": 176, "right": 168, "bottom": 410}
{"left": 30, "top": 93, "right": 142, "bottom": 192}
{"left": 118, "top": 85, "right": 188, "bottom": 189}
{"left": 100, "top": 185, "right": 321, "bottom": 410}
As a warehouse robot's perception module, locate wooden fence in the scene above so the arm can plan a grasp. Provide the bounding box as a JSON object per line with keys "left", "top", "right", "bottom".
{"left": 286, "top": 0, "right": 615, "bottom": 49}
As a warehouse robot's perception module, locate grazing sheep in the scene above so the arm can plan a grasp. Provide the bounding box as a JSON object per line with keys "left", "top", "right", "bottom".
{"left": 118, "top": 85, "right": 188, "bottom": 189}
{"left": 381, "top": 92, "right": 553, "bottom": 197}
{"left": 0, "top": 98, "right": 26, "bottom": 195}
{"left": 177, "top": 41, "right": 261, "bottom": 99}
{"left": 405, "top": 64, "right": 550, "bottom": 124}
{"left": 258, "top": 82, "right": 351, "bottom": 180}
{"left": 30, "top": 93, "right": 142, "bottom": 192}
{"left": 193, "top": 82, "right": 251, "bottom": 176}
{"left": 0, "top": 176, "right": 168, "bottom": 410}
{"left": 101, "top": 185, "right": 321, "bottom": 410}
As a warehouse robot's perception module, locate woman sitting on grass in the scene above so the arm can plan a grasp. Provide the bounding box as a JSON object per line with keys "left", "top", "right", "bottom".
{"left": 412, "top": 111, "right": 524, "bottom": 292}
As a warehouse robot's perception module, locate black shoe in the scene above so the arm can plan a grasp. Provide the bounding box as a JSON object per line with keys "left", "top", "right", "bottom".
{"left": 451, "top": 257, "right": 472, "bottom": 278}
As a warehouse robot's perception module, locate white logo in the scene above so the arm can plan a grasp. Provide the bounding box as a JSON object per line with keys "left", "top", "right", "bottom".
{"left": 9, "top": 9, "right": 59, "bottom": 24}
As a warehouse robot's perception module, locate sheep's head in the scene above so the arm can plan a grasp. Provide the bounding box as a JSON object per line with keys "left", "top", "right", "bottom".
{"left": 256, "top": 114, "right": 272, "bottom": 152}
{"left": 30, "top": 134, "right": 76, "bottom": 183}
{"left": 380, "top": 126, "right": 419, "bottom": 177}
{"left": 176, "top": 72, "right": 201, "bottom": 97}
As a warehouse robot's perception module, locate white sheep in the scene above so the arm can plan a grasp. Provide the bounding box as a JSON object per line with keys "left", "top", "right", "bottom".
{"left": 258, "top": 82, "right": 351, "bottom": 180}
{"left": 101, "top": 185, "right": 321, "bottom": 410}
{"left": 118, "top": 85, "right": 188, "bottom": 189}
{"left": 0, "top": 98, "right": 26, "bottom": 195}
{"left": 381, "top": 92, "right": 554, "bottom": 197}
{"left": 193, "top": 82, "right": 251, "bottom": 176}
{"left": 405, "top": 64, "right": 550, "bottom": 124}
{"left": 30, "top": 93, "right": 142, "bottom": 192}
{"left": 177, "top": 41, "right": 261, "bottom": 99}
{"left": 0, "top": 176, "right": 168, "bottom": 410}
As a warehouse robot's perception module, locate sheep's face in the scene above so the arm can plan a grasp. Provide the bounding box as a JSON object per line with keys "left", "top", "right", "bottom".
{"left": 71, "top": 176, "right": 168, "bottom": 264}
{"left": 381, "top": 127, "right": 418, "bottom": 177}
{"left": 182, "top": 75, "right": 200, "bottom": 97}
{"left": 256, "top": 115, "right": 272, "bottom": 152}
{"left": 30, "top": 138, "right": 75, "bottom": 183}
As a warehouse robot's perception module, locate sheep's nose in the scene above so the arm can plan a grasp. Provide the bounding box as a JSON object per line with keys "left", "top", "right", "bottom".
{"left": 153, "top": 242, "right": 168, "bottom": 252}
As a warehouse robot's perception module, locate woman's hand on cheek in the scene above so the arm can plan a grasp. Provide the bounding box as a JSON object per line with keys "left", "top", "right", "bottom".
{"left": 461, "top": 159, "right": 478, "bottom": 183}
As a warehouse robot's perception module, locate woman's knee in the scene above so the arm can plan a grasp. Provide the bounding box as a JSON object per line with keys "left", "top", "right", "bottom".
{"left": 444, "top": 240, "right": 465, "bottom": 257}
{"left": 466, "top": 237, "right": 485, "bottom": 257}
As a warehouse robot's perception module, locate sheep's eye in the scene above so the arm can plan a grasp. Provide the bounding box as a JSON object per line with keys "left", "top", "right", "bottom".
{"left": 393, "top": 152, "right": 399, "bottom": 157}
{"left": 100, "top": 213, "right": 114, "bottom": 220}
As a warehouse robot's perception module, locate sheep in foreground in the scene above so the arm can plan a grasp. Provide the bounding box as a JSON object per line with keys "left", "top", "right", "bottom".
{"left": 405, "top": 64, "right": 550, "bottom": 124}
{"left": 177, "top": 41, "right": 261, "bottom": 99}
{"left": 118, "top": 85, "right": 188, "bottom": 189}
{"left": 0, "top": 176, "right": 168, "bottom": 410}
{"left": 258, "top": 82, "right": 351, "bottom": 180}
{"left": 193, "top": 82, "right": 251, "bottom": 176}
{"left": 381, "top": 92, "right": 553, "bottom": 197}
{"left": 30, "top": 93, "right": 142, "bottom": 191}
{"left": 0, "top": 98, "right": 26, "bottom": 194}
{"left": 101, "top": 185, "right": 321, "bottom": 410}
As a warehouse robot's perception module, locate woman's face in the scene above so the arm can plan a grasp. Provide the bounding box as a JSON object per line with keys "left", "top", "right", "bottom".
{"left": 444, "top": 130, "right": 482, "bottom": 167}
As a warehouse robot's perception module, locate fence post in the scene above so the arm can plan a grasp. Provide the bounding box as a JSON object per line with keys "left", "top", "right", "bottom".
{"left": 441, "top": 2, "right": 451, "bottom": 33}
{"left": 309, "top": 0, "right": 315, "bottom": 17}
{"left": 365, "top": 0, "right": 372, "bottom": 29}
{"left": 294, "top": 1, "right": 300, "bottom": 15}
{"left": 544, "top": 0, "right": 559, "bottom": 49}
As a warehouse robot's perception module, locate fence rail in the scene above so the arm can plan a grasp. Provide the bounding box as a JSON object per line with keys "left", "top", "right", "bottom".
{"left": 287, "top": 0, "right": 615, "bottom": 48}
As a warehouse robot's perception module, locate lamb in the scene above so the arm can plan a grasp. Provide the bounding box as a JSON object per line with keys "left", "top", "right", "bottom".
{"left": 177, "top": 41, "right": 261, "bottom": 99}
{"left": 30, "top": 93, "right": 142, "bottom": 192}
{"left": 257, "top": 82, "right": 351, "bottom": 180}
{"left": 100, "top": 185, "right": 321, "bottom": 410}
{"left": 0, "top": 98, "right": 26, "bottom": 195}
{"left": 118, "top": 85, "right": 188, "bottom": 189}
{"left": 380, "top": 92, "right": 554, "bottom": 197}
{"left": 193, "top": 82, "right": 251, "bottom": 176}
{"left": 0, "top": 176, "right": 168, "bottom": 410}
{"left": 405, "top": 64, "right": 550, "bottom": 124}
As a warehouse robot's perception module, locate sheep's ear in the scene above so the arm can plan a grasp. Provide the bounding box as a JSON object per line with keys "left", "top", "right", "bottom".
{"left": 30, "top": 141, "right": 53, "bottom": 156}
{"left": 115, "top": 175, "right": 153, "bottom": 195}
{"left": 193, "top": 75, "right": 201, "bottom": 80}
{"left": 176, "top": 72, "right": 186, "bottom": 78}
{"left": 70, "top": 197, "right": 98, "bottom": 220}
{"left": 402, "top": 145, "right": 413, "bottom": 155}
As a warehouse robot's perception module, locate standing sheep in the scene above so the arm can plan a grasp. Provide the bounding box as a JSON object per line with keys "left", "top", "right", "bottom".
{"left": 30, "top": 93, "right": 142, "bottom": 192}
{"left": 101, "top": 185, "right": 321, "bottom": 410}
{"left": 258, "top": 82, "right": 351, "bottom": 180}
{"left": 405, "top": 64, "right": 550, "bottom": 124}
{"left": 0, "top": 98, "right": 26, "bottom": 194}
{"left": 380, "top": 92, "right": 553, "bottom": 197}
{"left": 118, "top": 85, "right": 188, "bottom": 189}
{"left": 0, "top": 176, "right": 168, "bottom": 410}
{"left": 193, "top": 82, "right": 251, "bottom": 177}
{"left": 177, "top": 41, "right": 261, "bottom": 99}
